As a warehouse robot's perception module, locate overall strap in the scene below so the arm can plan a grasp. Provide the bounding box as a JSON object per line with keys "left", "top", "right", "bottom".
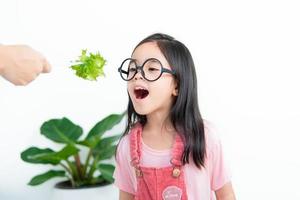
{"left": 170, "top": 134, "right": 185, "bottom": 167}
{"left": 129, "top": 123, "right": 143, "bottom": 168}
{"left": 130, "top": 123, "right": 185, "bottom": 168}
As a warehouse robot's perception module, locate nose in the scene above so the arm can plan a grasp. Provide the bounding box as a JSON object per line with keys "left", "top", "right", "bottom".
{"left": 134, "top": 68, "right": 144, "bottom": 80}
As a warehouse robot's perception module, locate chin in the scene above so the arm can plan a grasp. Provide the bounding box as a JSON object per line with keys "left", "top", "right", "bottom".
{"left": 132, "top": 105, "right": 151, "bottom": 115}
{"left": 134, "top": 108, "right": 150, "bottom": 116}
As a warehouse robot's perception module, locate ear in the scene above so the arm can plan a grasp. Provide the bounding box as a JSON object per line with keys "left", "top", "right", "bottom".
{"left": 173, "top": 91, "right": 178, "bottom": 96}
{"left": 172, "top": 85, "right": 179, "bottom": 96}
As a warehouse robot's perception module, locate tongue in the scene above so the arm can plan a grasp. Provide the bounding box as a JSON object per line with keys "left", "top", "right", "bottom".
{"left": 135, "top": 89, "right": 149, "bottom": 99}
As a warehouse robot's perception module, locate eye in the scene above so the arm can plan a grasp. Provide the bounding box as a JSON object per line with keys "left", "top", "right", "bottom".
{"left": 128, "top": 67, "right": 136, "bottom": 72}
{"left": 148, "top": 67, "right": 159, "bottom": 71}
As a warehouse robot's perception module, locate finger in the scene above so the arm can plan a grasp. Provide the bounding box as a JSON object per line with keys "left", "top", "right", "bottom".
{"left": 42, "top": 58, "right": 52, "bottom": 73}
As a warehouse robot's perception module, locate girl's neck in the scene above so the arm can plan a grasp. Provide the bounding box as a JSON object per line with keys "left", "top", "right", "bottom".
{"left": 142, "top": 111, "right": 177, "bottom": 150}
{"left": 144, "top": 111, "right": 176, "bottom": 136}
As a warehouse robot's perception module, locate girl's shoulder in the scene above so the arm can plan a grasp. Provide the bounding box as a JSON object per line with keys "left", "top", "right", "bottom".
{"left": 116, "top": 133, "right": 130, "bottom": 156}
{"left": 117, "top": 123, "right": 142, "bottom": 154}
{"left": 203, "top": 119, "right": 223, "bottom": 153}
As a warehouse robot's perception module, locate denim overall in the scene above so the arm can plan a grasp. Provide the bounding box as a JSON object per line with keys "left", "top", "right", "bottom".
{"left": 130, "top": 123, "right": 188, "bottom": 200}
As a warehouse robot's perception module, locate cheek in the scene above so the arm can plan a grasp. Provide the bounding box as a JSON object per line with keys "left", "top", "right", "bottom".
{"left": 127, "top": 87, "right": 134, "bottom": 100}
{"left": 151, "top": 79, "right": 174, "bottom": 98}
{"left": 127, "top": 82, "right": 133, "bottom": 93}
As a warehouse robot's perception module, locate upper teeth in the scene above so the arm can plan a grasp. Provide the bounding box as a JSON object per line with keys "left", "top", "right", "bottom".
{"left": 135, "top": 86, "right": 147, "bottom": 90}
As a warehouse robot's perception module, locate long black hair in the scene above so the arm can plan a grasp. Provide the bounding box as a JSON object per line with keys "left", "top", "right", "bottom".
{"left": 117, "top": 33, "right": 206, "bottom": 169}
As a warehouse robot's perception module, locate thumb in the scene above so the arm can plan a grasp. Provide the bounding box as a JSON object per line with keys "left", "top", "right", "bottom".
{"left": 42, "top": 58, "right": 52, "bottom": 73}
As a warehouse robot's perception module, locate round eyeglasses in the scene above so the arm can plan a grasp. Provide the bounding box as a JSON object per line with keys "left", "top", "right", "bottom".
{"left": 118, "top": 58, "right": 175, "bottom": 82}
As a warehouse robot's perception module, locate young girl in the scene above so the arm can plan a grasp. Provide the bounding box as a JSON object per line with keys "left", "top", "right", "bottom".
{"left": 113, "top": 33, "right": 235, "bottom": 200}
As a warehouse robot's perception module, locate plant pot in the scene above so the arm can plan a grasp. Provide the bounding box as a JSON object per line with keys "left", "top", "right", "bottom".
{"left": 51, "top": 181, "right": 118, "bottom": 200}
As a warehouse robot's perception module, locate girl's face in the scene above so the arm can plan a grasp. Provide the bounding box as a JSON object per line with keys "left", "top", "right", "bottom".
{"left": 127, "top": 42, "right": 178, "bottom": 116}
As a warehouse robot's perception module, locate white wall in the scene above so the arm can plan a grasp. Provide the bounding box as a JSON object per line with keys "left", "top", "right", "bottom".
{"left": 1, "top": 0, "right": 299, "bottom": 199}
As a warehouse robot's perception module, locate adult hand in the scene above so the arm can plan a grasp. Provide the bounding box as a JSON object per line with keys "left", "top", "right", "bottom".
{"left": 0, "top": 44, "right": 51, "bottom": 85}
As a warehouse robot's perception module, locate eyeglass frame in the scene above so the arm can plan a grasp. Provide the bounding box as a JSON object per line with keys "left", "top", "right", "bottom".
{"left": 118, "top": 57, "right": 176, "bottom": 82}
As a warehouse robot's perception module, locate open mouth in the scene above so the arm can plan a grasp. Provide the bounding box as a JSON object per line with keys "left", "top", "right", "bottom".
{"left": 134, "top": 87, "right": 149, "bottom": 99}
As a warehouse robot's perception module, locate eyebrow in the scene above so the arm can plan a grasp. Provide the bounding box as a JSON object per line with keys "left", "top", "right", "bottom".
{"left": 129, "top": 58, "right": 139, "bottom": 65}
{"left": 131, "top": 58, "right": 160, "bottom": 65}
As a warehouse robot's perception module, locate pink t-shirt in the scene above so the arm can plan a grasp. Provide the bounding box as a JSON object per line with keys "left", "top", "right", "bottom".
{"left": 113, "top": 120, "right": 232, "bottom": 200}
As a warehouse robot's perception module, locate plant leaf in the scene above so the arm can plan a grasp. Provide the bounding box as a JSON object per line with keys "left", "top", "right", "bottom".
{"left": 76, "top": 140, "right": 93, "bottom": 147}
{"left": 84, "top": 113, "right": 125, "bottom": 148}
{"left": 99, "top": 135, "right": 121, "bottom": 146}
{"left": 55, "top": 144, "right": 79, "bottom": 160}
{"left": 93, "top": 134, "right": 121, "bottom": 152}
{"left": 21, "top": 145, "right": 79, "bottom": 165}
{"left": 97, "top": 164, "right": 115, "bottom": 183}
{"left": 28, "top": 170, "right": 66, "bottom": 186}
{"left": 21, "top": 147, "right": 60, "bottom": 164}
{"left": 95, "top": 175, "right": 105, "bottom": 183}
{"left": 70, "top": 49, "right": 106, "bottom": 81}
{"left": 41, "top": 117, "right": 83, "bottom": 144}
{"left": 93, "top": 145, "right": 117, "bottom": 160}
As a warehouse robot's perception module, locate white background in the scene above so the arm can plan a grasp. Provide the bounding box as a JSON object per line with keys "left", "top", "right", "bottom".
{"left": 1, "top": 0, "right": 300, "bottom": 199}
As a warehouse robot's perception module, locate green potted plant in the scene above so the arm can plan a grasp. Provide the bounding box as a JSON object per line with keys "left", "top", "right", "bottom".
{"left": 20, "top": 50, "right": 124, "bottom": 200}
{"left": 21, "top": 113, "right": 125, "bottom": 199}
